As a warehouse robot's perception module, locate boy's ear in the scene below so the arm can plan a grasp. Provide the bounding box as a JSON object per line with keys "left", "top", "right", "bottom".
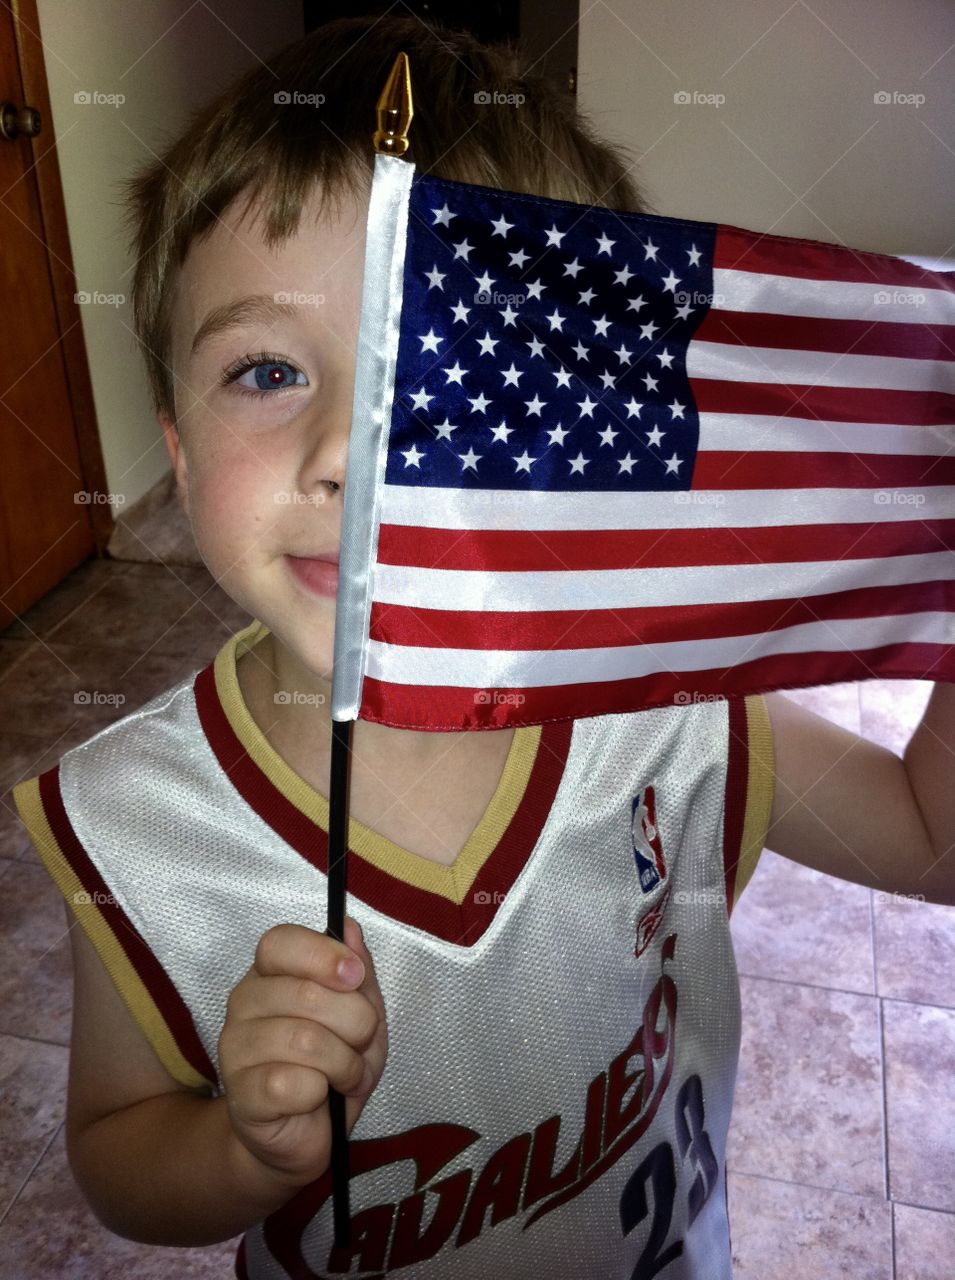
{"left": 159, "top": 411, "right": 189, "bottom": 515}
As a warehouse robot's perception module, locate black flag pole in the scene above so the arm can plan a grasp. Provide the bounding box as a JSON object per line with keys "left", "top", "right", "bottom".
{"left": 326, "top": 49, "right": 414, "bottom": 1252}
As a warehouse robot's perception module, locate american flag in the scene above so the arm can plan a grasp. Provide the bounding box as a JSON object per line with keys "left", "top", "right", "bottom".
{"left": 332, "top": 154, "right": 955, "bottom": 730}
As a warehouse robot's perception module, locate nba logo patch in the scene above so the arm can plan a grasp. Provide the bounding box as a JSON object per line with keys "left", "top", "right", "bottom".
{"left": 631, "top": 786, "right": 666, "bottom": 894}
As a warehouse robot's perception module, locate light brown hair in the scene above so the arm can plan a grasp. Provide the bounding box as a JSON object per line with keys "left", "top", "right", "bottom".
{"left": 122, "top": 15, "right": 648, "bottom": 422}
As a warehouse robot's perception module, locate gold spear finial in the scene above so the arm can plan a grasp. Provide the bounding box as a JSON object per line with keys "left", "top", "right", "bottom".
{"left": 373, "top": 51, "right": 413, "bottom": 154}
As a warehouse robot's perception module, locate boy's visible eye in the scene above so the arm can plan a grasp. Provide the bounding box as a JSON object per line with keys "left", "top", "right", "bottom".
{"left": 220, "top": 351, "right": 308, "bottom": 398}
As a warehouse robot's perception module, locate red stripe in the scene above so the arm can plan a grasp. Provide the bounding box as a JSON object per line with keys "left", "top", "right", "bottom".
{"left": 38, "top": 767, "right": 218, "bottom": 1088}
{"left": 692, "top": 451, "right": 955, "bottom": 489}
{"left": 194, "top": 665, "right": 572, "bottom": 947}
{"left": 370, "top": 579, "right": 955, "bottom": 651}
{"left": 722, "top": 697, "right": 749, "bottom": 920}
{"left": 695, "top": 308, "right": 955, "bottom": 361}
{"left": 690, "top": 376, "right": 955, "bottom": 426}
{"left": 358, "top": 641, "right": 955, "bottom": 730}
{"left": 376, "top": 518, "right": 955, "bottom": 572}
{"left": 714, "top": 224, "right": 955, "bottom": 289}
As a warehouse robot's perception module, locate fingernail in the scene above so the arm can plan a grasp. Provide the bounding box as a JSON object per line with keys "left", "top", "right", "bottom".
{"left": 338, "top": 955, "right": 364, "bottom": 986}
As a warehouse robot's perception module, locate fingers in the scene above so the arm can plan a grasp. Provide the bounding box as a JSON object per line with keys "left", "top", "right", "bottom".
{"left": 253, "top": 920, "right": 365, "bottom": 991}
{"left": 225, "top": 1025, "right": 371, "bottom": 1127}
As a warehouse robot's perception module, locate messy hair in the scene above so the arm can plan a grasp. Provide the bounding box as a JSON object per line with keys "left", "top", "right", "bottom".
{"left": 122, "top": 15, "right": 649, "bottom": 422}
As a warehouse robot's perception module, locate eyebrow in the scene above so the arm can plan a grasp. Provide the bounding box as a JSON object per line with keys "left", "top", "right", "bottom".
{"left": 190, "top": 294, "right": 300, "bottom": 359}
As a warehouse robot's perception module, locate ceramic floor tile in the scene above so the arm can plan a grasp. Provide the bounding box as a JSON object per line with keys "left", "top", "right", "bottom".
{"left": 727, "top": 1171, "right": 892, "bottom": 1278}
{"left": 774, "top": 680, "right": 862, "bottom": 733}
{"left": 0, "top": 1125, "right": 242, "bottom": 1279}
{"left": 893, "top": 1201, "right": 955, "bottom": 1280}
{"left": 883, "top": 999, "right": 955, "bottom": 1212}
{"left": 2, "top": 556, "right": 125, "bottom": 643}
{"left": 874, "top": 894, "right": 955, "bottom": 1010}
{"left": 731, "top": 848, "right": 874, "bottom": 994}
{"left": 0, "top": 1033, "right": 68, "bottom": 1221}
{"left": 859, "top": 678, "right": 934, "bottom": 756}
{"left": 727, "top": 976, "right": 884, "bottom": 1196}
{"left": 0, "top": 733, "right": 70, "bottom": 863}
{"left": 0, "top": 862, "right": 74, "bottom": 1045}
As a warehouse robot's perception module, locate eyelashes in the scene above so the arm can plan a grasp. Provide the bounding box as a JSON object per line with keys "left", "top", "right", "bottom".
{"left": 219, "top": 351, "right": 308, "bottom": 399}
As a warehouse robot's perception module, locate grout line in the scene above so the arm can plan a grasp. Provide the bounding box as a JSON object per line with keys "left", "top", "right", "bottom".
{"left": 725, "top": 1164, "right": 889, "bottom": 1203}
{"left": 0, "top": 1120, "right": 64, "bottom": 1232}
{"left": 736, "top": 968, "right": 955, "bottom": 1015}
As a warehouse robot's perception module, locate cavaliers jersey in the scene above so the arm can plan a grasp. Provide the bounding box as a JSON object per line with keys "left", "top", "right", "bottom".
{"left": 13, "top": 619, "right": 774, "bottom": 1280}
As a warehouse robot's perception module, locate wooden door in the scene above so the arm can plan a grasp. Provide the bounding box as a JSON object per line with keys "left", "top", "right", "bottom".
{"left": 0, "top": 0, "right": 109, "bottom": 628}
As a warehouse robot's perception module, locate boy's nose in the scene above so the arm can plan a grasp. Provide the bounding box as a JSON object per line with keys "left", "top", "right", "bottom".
{"left": 297, "top": 419, "right": 348, "bottom": 499}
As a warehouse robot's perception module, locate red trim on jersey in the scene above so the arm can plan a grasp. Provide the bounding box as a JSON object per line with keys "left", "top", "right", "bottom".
{"left": 722, "top": 697, "right": 749, "bottom": 919}
{"left": 38, "top": 766, "right": 218, "bottom": 1087}
{"left": 193, "top": 664, "right": 574, "bottom": 946}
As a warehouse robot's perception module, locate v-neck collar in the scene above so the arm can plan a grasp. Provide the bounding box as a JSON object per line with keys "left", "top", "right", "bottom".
{"left": 193, "top": 621, "right": 572, "bottom": 945}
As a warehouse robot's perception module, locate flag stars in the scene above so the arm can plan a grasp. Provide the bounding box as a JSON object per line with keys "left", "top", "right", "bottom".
{"left": 553, "top": 366, "right": 572, "bottom": 388}
{"left": 545, "top": 309, "right": 565, "bottom": 331}
{"left": 626, "top": 295, "right": 647, "bottom": 314}
{"left": 593, "top": 315, "right": 611, "bottom": 337}
{"left": 490, "top": 213, "right": 514, "bottom": 237}
{"left": 443, "top": 361, "right": 468, "bottom": 385}
{"left": 617, "top": 453, "right": 638, "bottom": 475}
{"left": 687, "top": 244, "right": 702, "bottom": 267}
{"left": 598, "top": 425, "right": 618, "bottom": 446}
{"left": 501, "top": 363, "right": 523, "bottom": 386}
{"left": 568, "top": 451, "right": 589, "bottom": 474}
{"left": 409, "top": 388, "right": 433, "bottom": 412}
{"left": 459, "top": 447, "right": 482, "bottom": 471}
{"left": 509, "top": 247, "right": 531, "bottom": 269}
{"left": 490, "top": 420, "right": 512, "bottom": 443}
{"left": 577, "top": 395, "right": 597, "bottom": 417}
{"left": 563, "top": 257, "right": 584, "bottom": 278}
{"left": 526, "top": 279, "right": 544, "bottom": 300}
{"left": 476, "top": 331, "right": 498, "bottom": 356}
{"left": 624, "top": 398, "right": 643, "bottom": 418}
{"left": 525, "top": 393, "right": 547, "bottom": 416}
{"left": 645, "top": 425, "right": 665, "bottom": 447}
{"left": 572, "top": 339, "right": 590, "bottom": 361}
{"left": 432, "top": 203, "right": 455, "bottom": 227}
{"left": 451, "top": 300, "right": 471, "bottom": 323}
{"left": 433, "top": 417, "right": 457, "bottom": 441}
{"left": 614, "top": 264, "right": 634, "bottom": 286}
{"left": 675, "top": 299, "right": 694, "bottom": 321}
{"left": 663, "top": 453, "right": 683, "bottom": 474}
{"left": 452, "top": 238, "right": 474, "bottom": 261}
{"left": 468, "top": 391, "right": 492, "bottom": 414}
{"left": 402, "top": 443, "right": 424, "bottom": 467}
{"left": 639, "top": 320, "right": 659, "bottom": 341}
{"left": 656, "top": 348, "right": 676, "bottom": 369}
{"left": 547, "top": 423, "right": 569, "bottom": 446}
{"left": 661, "top": 269, "right": 681, "bottom": 293}
{"left": 526, "top": 336, "right": 546, "bottom": 358}
{"left": 643, "top": 239, "right": 659, "bottom": 261}
{"left": 425, "top": 266, "right": 446, "bottom": 290}
{"left": 419, "top": 328, "right": 443, "bottom": 353}
{"left": 642, "top": 371, "right": 659, "bottom": 392}
{"left": 499, "top": 303, "right": 519, "bottom": 326}
{"left": 474, "top": 270, "right": 495, "bottom": 295}
{"left": 578, "top": 287, "right": 596, "bottom": 306}
{"left": 513, "top": 450, "right": 538, "bottom": 472}
{"left": 544, "top": 225, "right": 566, "bottom": 247}
{"left": 599, "top": 370, "right": 617, "bottom": 390}
{"left": 596, "top": 231, "right": 615, "bottom": 255}
{"left": 615, "top": 342, "right": 634, "bottom": 364}
{"left": 669, "top": 399, "right": 686, "bottom": 419}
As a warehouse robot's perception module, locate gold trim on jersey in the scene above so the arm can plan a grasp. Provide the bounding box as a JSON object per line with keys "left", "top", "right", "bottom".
{"left": 732, "top": 692, "right": 775, "bottom": 906}
{"left": 11, "top": 776, "right": 212, "bottom": 1092}
{"left": 214, "top": 621, "right": 542, "bottom": 905}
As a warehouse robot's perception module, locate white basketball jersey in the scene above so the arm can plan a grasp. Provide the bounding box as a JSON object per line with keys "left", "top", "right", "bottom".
{"left": 14, "top": 619, "right": 773, "bottom": 1279}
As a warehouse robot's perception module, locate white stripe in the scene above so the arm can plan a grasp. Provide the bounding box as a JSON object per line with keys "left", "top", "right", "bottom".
{"left": 714, "top": 267, "right": 955, "bottom": 326}
{"left": 699, "top": 413, "right": 954, "bottom": 456}
{"left": 688, "top": 339, "right": 955, "bottom": 392}
{"left": 373, "top": 550, "right": 955, "bottom": 613}
{"left": 380, "top": 484, "right": 955, "bottom": 530}
{"left": 366, "top": 610, "right": 955, "bottom": 688}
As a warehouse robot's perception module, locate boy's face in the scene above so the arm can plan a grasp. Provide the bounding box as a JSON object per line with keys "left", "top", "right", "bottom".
{"left": 160, "top": 181, "right": 369, "bottom": 682}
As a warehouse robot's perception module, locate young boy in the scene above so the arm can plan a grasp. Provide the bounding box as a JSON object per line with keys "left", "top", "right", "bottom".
{"left": 12, "top": 14, "right": 954, "bottom": 1279}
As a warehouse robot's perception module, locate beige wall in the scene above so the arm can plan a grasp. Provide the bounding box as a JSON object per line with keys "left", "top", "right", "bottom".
{"left": 577, "top": 0, "right": 955, "bottom": 261}
{"left": 35, "top": 0, "right": 303, "bottom": 506}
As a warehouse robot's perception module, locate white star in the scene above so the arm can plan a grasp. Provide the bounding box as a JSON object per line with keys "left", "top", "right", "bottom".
{"left": 468, "top": 391, "right": 491, "bottom": 414}
{"left": 626, "top": 295, "right": 647, "bottom": 314}
{"left": 545, "top": 309, "right": 565, "bottom": 331}
{"left": 617, "top": 453, "right": 637, "bottom": 475}
{"left": 593, "top": 315, "right": 611, "bottom": 337}
{"left": 563, "top": 257, "right": 584, "bottom": 278}
{"left": 615, "top": 342, "right": 634, "bottom": 364}
{"left": 490, "top": 420, "right": 512, "bottom": 443}
{"left": 675, "top": 300, "right": 693, "bottom": 321}
{"left": 402, "top": 444, "right": 424, "bottom": 467}
{"left": 432, "top": 204, "right": 455, "bottom": 226}
{"left": 596, "top": 231, "right": 615, "bottom": 255}
{"left": 451, "top": 300, "right": 471, "bottom": 323}
{"left": 513, "top": 449, "right": 537, "bottom": 472}
{"left": 509, "top": 247, "right": 531, "bottom": 269}
{"left": 663, "top": 453, "right": 683, "bottom": 474}
{"left": 599, "top": 370, "right": 616, "bottom": 390}
{"left": 598, "top": 425, "right": 618, "bottom": 446}
{"left": 426, "top": 266, "right": 446, "bottom": 290}
{"left": 501, "top": 363, "right": 522, "bottom": 386}
{"left": 490, "top": 213, "right": 514, "bottom": 237}
{"left": 643, "top": 239, "right": 659, "bottom": 261}
{"left": 452, "top": 238, "right": 474, "bottom": 261}
{"left": 657, "top": 348, "right": 675, "bottom": 369}
{"left": 669, "top": 399, "right": 686, "bottom": 419}
{"left": 624, "top": 398, "right": 643, "bottom": 418}
{"left": 639, "top": 321, "right": 659, "bottom": 341}
{"left": 661, "top": 269, "right": 681, "bottom": 293}
{"left": 568, "top": 451, "right": 589, "bottom": 474}
{"left": 474, "top": 269, "right": 495, "bottom": 296}
{"left": 409, "top": 387, "right": 433, "bottom": 412}
{"left": 577, "top": 395, "right": 597, "bottom": 418}
{"left": 544, "top": 225, "right": 565, "bottom": 247}
{"left": 578, "top": 287, "right": 596, "bottom": 306}
{"left": 614, "top": 264, "right": 634, "bottom": 285}
{"left": 547, "top": 423, "right": 569, "bottom": 446}
{"left": 526, "top": 336, "right": 546, "bottom": 358}
{"left": 499, "top": 304, "right": 519, "bottom": 326}
{"left": 687, "top": 244, "right": 702, "bottom": 267}
{"left": 553, "top": 367, "right": 572, "bottom": 388}
{"left": 645, "top": 425, "right": 665, "bottom": 447}
{"left": 525, "top": 393, "right": 546, "bottom": 416}
{"left": 459, "top": 447, "right": 481, "bottom": 471}
{"left": 572, "top": 339, "right": 589, "bottom": 361}
{"left": 419, "top": 328, "right": 443, "bottom": 353}
{"left": 476, "top": 331, "right": 498, "bottom": 356}
{"left": 526, "top": 279, "right": 544, "bottom": 300}
{"left": 433, "top": 417, "right": 456, "bottom": 440}
{"left": 642, "top": 371, "right": 659, "bottom": 392}
{"left": 444, "top": 361, "right": 468, "bottom": 385}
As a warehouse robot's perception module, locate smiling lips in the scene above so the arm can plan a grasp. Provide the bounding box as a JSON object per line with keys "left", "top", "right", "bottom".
{"left": 284, "top": 553, "right": 339, "bottom": 598}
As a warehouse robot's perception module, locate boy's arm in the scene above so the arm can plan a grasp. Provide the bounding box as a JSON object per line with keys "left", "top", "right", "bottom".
{"left": 761, "top": 684, "right": 955, "bottom": 907}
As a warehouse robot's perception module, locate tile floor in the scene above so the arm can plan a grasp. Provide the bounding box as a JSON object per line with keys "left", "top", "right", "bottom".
{"left": 1, "top": 553, "right": 953, "bottom": 1278}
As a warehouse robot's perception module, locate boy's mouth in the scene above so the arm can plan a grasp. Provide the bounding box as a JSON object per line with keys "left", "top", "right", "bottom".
{"left": 284, "top": 553, "right": 339, "bottom": 599}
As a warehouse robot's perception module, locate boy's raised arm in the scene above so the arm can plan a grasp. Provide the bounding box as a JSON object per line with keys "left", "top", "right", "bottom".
{"left": 902, "top": 681, "right": 955, "bottom": 903}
